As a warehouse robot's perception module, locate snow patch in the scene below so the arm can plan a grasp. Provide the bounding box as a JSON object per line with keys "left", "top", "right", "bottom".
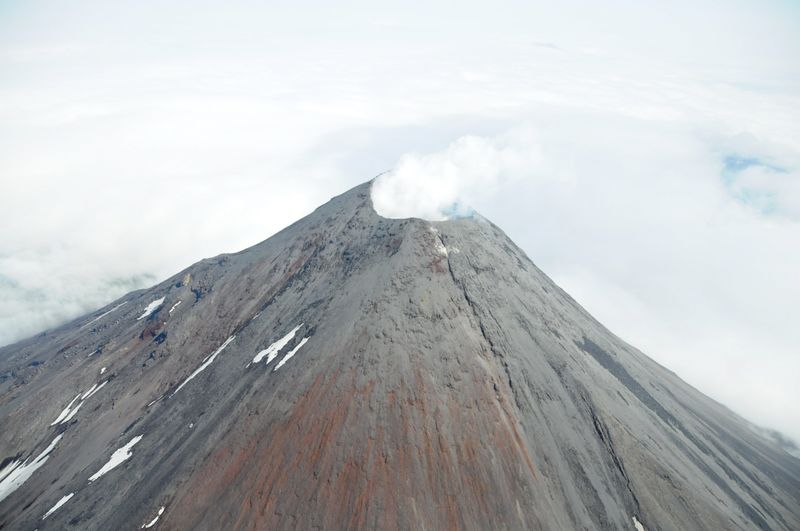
{"left": 253, "top": 325, "right": 302, "bottom": 365}
{"left": 61, "top": 400, "right": 84, "bottom": 423}
{"left": 0, "top": 434, "right": 63, "bottom": 503}
{"left": 88, "top": 435, "right": 143, "bottom": 482}
{"left": 81, "top": 383, "right": 99, "bottom": 400}
{"left": 168, "top": 300, "right": 182, "bottom": 315}
{"left": 632, "top": 515, "right": 646, "bottom": 531}
{"left": 0, "top": 462, "right": 20, "bottom": 484}
{"left": 53, "top": 381, "right": 108, "bottom": 425}
{"left": 51, "top": 393, "right": 81, "bottom": 425}
{"left": 136, "top": 297, "right": 165, "bottom": 321}
{"left": 42, "top": 492, "right": 74, "bottom": 519}
{"left": 142, "top": 506, "right": 165, "bottom": 528}
{"left": 84, "top": 380, "right": 107, "bottom": 400}
{"left": 100, "top": 367, "right": 107, "bottom": 374}
{"left": 80, "top": 301, "right": 128, "bottom": 329}
{"left": 171, "top": 336, "right": 236, "bottom": 396}
{"left": 273, "top": 337, "right": 310, "bottom": 371}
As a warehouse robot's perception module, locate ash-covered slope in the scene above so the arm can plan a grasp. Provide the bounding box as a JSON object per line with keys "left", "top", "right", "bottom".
{"left": 1, "top": 182, "right": 798, "bottom": 530}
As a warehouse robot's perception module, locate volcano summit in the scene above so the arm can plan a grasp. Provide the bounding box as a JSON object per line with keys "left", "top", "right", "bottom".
{"left": 0, "top": 182, "right": 798, "bottom": 530}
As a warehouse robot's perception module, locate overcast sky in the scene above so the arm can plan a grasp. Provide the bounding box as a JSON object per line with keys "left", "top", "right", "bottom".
{"left": 1, "top": 0, "right": 798, "bottom": 441}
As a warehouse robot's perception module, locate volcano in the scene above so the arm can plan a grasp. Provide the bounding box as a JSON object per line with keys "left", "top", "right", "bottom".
{"left": 0, "top": 181, "right": 798, "bottom": 530}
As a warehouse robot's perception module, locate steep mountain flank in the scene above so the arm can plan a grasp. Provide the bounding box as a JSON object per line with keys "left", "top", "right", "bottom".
{"left": 1, "top": 182, "right": 798, "bottom": 530}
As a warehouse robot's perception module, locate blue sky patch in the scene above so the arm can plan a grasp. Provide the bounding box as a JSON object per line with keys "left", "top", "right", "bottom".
{"left": 721, "top": 155, "right": 786, "bottom": 214}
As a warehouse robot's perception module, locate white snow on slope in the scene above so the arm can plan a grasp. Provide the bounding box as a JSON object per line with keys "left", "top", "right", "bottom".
{"left": 53, "top": 381, "right": 108, "bottom": 425}
{"left": 100, "top": 367, "right": 106, "bottom": 374}
{"left": 633, "top": 515, "right": 647, "bottom": 531}
{"left": 88, "top": 435, "right": 143, "bottom": 482}
{"left": 81, "top": 383, "right": 98, "bottom": 400}
{"left": 0, "top": 462, "right": 19, "bottom": 484}
{"left": 51, "top": 393, "right": 81, "bottom": 425}
{"left": 62, "top": 400, "right": 84, "bottom": 423}
{"left": 80, "top": 301, "right": 128, "bottom": 329}
{"left": 273, "top": 337, "right": 310, "bottom": 371}
{"left": 171, "top": 336, "right": 236, "bottom": 396}
{"left": 168, "top": 300, "right": 182, "bottom": 315}
{"left": 136, "top": 297, "right": 165, "bottom": 321}
{"left": 253, "top": 324, "right": 302, "bottom": 365}
{"left": 84, "top": 380, "right": 107, "bottom": 400}
{"left": 42, "top": 492, "right": 74, "bottom": 519}
{"left": 0, "top": 434, "right": 63, "bottom": 503}
{"left": 142, "top": 506, "right": 165, "bottom": 528}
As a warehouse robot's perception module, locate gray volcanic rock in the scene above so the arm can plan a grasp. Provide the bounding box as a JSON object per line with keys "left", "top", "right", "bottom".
{"left": 0, "top": 181, "right": 798, "bottom": 530}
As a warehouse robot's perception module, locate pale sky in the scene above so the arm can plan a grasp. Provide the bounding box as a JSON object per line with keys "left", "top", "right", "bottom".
{"left": 1, "top": 0, "right": 799, "bottom": 442}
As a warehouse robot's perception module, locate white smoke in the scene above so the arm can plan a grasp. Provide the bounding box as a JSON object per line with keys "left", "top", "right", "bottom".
{"left": 370, "top": 129, "right": 541, "bottom": 220}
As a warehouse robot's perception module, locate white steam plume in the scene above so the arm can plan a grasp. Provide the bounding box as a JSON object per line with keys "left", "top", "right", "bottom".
{"left": 371, "top": 130, "right": 541, "bottom": 220}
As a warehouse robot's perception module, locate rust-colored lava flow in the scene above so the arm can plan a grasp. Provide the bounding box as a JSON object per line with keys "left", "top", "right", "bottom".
{"left": 165, "top": 356, "right": 540, "bottom": 531}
